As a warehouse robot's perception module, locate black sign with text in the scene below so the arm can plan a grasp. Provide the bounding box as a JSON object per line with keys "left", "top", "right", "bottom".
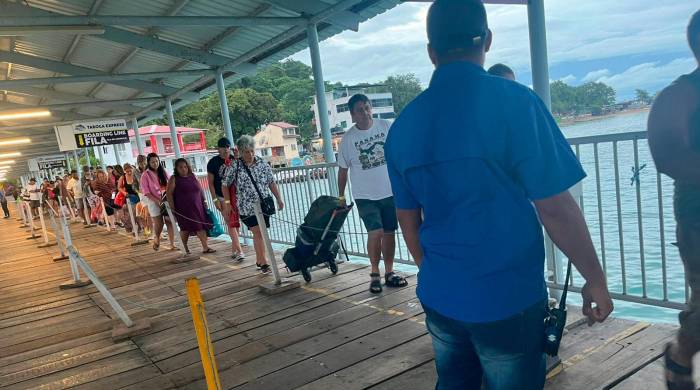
{"left": 74, "top": 130, "right": 129, "bottom": 148}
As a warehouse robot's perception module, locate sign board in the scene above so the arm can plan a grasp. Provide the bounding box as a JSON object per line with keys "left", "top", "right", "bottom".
{"left": 73, "top": 119, "right": 129, "bottom": 148}
{"left": 54, "top": 119, "right": 130, "bottom": 151}
{"left": 28, "top": 155, "right": 67, "bottom": 172}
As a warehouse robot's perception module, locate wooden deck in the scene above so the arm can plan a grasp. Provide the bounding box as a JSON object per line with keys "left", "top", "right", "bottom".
{"left": 0, "top": 212, "right": 683, "bottom": 389}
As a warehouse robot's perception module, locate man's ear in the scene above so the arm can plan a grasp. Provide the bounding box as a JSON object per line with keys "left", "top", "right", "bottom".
{"left": 485, "top": 29, "right": 493, "bottom": 53}
{"left": 427, "top": 43, "right": 438, "bottom": 66}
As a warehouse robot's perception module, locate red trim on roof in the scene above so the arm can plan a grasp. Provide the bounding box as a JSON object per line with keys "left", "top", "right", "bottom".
{"left": 268, "top": 121, "right": 297, "bottom": 129}
{"left": 127, "top": 125, "right": 206, "bottom": 136}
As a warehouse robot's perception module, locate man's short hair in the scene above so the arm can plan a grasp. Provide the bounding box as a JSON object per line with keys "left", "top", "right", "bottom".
{"left": 487, "top": 63, "right": 515, "bottom": 78}
{"left": 348, "top": 94, "right": 370, "bottom": 112}
{"left": 70, "top": 169, "right": 77, "bottom": 174}
{"left": 689, "top": 9, "right": 700, "bottom": 59}
{"left": 217, "top": 137, "right": 231, "bottom": 148}
{"left": 427, "top": 0, "right": 488, "bottom": 56}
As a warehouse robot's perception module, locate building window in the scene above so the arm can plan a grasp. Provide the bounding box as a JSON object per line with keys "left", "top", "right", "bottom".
{"left": 145, "top": 140, "right": 152, "bottom": 147}
{"left": 336, "top": 103, "right": 349, "bottom": 113}
{"left": 371, "top": 98, "right": 393, "bottom": 108}
{"left": 379, "top": 112, "right": 396, "bottom": 119}
{"left": 372, "top": 113, "right": 379, "bottom": 118}
{"left": 291, "top": 144, "right": 297, "bottom": 151}
{"left": 340, "top": 120, "right": 347, "bottom": 128}
{"left": 286, "top": 128, "right": 296, "bottom": 136}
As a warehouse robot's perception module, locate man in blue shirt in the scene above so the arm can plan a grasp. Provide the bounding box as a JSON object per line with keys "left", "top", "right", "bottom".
{"left": 385, "top": 1, "right": 613, "bottom": 388}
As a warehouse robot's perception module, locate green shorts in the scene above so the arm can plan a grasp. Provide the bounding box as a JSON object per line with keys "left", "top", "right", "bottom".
{"left": 355, "top": 197, "right": 398, "bottom": 232}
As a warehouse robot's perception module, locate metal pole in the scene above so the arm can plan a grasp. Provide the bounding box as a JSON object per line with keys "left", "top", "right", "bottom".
{"left": 25, "top": 201, "right": 38, "bottom": 239}
{"left": 86, "top": 148, "right": 93, "bottom": 169}
{"left": 82, "top": 196, "right": 94, "bottom": 227}
{"left": 164, "top": 202, "right": 192, "bottom": 257}
{"left": 37, "top": 204, "right": 53, "bottom": 247}
{"left": 97, "top": 146, "right": 106, "bottom": 170}
{"left": 527, "top": 0, "right": 552, "bottom": 109}
{"left": 113, "top": 144, "right": 122, "bottom": 166}
{"left": 48, "top": 206, "right": 68, "bottom": 261}
{"left": 254, "top": 201, "right": 281, "bottom": 285}
{"left": 165, "top": 98, "right": 182, "bottom": 158}
{"left": 132, "top": 117, "right": 144, "bottom": 156}
{"left": 215, "top": 69, "right": 234, "bottom": 143}
{"left": 307, "top": 23, "right": 335, "bottom": 165}
{"left": 100, "top": 198, "right": 111, "bottom": 231}
{"left": 60, "top": 212, "right": 81, "bottom": 282}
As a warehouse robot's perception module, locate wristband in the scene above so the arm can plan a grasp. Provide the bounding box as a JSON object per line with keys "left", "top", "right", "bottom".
{"left": 214, "top": 198, "right": 220, "bottom": 203}
{"left": 224, "top": 200, "right": 231, "bottom": 204}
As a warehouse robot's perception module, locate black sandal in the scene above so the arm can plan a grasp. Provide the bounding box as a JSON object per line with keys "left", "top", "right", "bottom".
{"left": 369, "top": 273, "right": 382, "bottom": 294}
{"left": 665, "top": 343, "right": 695, "bottom": 390}
{"left": 385, "top": 272, "right": 408, "bottom": 288}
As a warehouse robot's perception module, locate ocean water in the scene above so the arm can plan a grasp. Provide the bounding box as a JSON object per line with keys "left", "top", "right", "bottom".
{"left": 261, "top": 110, "right": 684, "bottom": 325}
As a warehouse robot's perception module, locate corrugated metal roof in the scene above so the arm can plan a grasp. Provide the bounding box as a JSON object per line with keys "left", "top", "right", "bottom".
{"left": 0, "top": 0, "right": 402, "bottom": 177}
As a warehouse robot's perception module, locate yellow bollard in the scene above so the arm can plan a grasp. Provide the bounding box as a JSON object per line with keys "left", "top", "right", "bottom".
{"left": 186, "top": 277, "right": 222, "bottom": 390}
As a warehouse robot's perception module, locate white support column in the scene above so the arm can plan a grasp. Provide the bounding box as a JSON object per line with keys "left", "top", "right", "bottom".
{"left": 165, "top": 98, "right": 182, "bottom": 158}
{"left": 113, "top": 144, "right": 122, "bottom": 166}
{"left": 307, "top": 23, "right": 335, "bottom": 165}
{"left": 132, "top": 117, "right": 144, "bottom": 156}
{"left": 96, "top": 146, "right": 106, "bottom": 170}
{"left": 215, "top": 69, "right": 234, "bottom": 143}
{"left": 254, "top": 200, "right": 300, "bottom": 294}
{"left": 527, "top": 0, "right": 552, "bottom": 109}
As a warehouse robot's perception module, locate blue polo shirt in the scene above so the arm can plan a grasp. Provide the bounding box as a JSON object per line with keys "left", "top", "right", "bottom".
{"left": 385, "top": 62, "right": 585, "bottom": 323}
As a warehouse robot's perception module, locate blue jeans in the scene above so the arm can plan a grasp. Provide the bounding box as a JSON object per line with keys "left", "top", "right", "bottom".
{"left": 424, "top": 300, "right": 546, "bottom": 390}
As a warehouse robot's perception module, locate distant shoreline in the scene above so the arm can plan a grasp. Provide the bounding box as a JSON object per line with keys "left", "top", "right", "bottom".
{"left": 558, "top": 107, "right": 650, "bottom": 127}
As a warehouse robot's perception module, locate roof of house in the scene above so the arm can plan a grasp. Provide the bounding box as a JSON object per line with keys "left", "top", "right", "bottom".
{"left": 127, "top": 125, "right": 205, "bottom": 136}
{"left": 268, "top": 121, "right": 297, "bottom": 129}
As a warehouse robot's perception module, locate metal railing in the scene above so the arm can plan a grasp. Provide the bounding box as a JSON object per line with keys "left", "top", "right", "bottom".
{"left": 196, "top": 131, "right": 687, "bottom": 311}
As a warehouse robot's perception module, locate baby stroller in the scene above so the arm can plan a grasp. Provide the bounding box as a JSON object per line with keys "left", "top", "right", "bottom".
{"left": 283, "top": 195, "right": 352, "bottom": 282}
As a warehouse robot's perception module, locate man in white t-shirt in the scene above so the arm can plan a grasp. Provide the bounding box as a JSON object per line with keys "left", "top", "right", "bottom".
{"left": 25, "top": 178, "right": 41, "bottom": 218}
{"left": 337, "top": 94, "right": 408, "bottom": 294}
{"left": 66, "top": 170, "right": 86, "bottom": 224}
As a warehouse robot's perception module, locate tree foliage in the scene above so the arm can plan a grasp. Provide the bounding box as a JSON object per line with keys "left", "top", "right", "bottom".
{"left": 550, "top": 80, "right": 616, "bottom": 116}
{"left": 635, "top": 89, "right": 652, "bottom": 104}
{"left": 384, "top": 73, "right": 423, "bottom": 114}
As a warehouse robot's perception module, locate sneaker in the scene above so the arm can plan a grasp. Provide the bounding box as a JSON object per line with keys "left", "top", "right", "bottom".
{"left": 231, "top": 253, "right": 245, "bottom": 262}
{"left": 260, "top": 264, "right": 271, "bottom": 274}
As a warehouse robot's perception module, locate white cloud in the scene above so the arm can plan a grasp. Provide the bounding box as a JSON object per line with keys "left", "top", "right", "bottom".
{"left": 289, "top": 0, "right": 698, "bottom": 88}
{"left": 595, "top": 57, "right": 696, "bottom": 99}
{"left": 581, "top": 69, "right": 611, "bottom": 83}
{"left": 559, "top": 74, "right": 577, "bottom": 84}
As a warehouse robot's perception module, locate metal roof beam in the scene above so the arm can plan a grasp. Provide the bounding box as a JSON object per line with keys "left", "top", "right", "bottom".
{"left": 0, "top": 97, "right": 161, "bottom": 112}
{"left": 0, "top": 69, "right": 214, "bottom": 88}
{"left": 134, "top": 0, "right": 367, "bottom": 120}
{"left": 0, "top": 16, "right": 308, "bottom": 27}
{"left": 263, "top": 0, "right": 360, "bottom": 31}
{"left": 0, "top": 101, "right": 100, "bottom": 121}
{"left": 5, "top": 87, "right": 148, "bottom": 113}
{"left": 0, "top": 50, "right": 188, "bottom": 97}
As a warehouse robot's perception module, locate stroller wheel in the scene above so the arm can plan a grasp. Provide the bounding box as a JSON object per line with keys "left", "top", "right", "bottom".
{"left": 328, "top": 260, "right": 338, "bottom": 274}
{"left": 301, "top": 268, "right": 312, "bottom": 283}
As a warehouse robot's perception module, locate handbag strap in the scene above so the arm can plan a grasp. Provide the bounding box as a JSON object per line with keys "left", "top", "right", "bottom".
{"left": 559, "top": 261, "right": 572, "bottom": 308}
{"left": 240, "top": 158, "right": 266, "bottom": 202}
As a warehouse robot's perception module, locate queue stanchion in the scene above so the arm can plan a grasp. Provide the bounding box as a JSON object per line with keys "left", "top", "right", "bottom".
{"left": 254, "top": 201, "right": 299, "bottom": 295}
{"left": 82, "top": 197, "right": 95, "bottom": 228}
{"left": 126, "top": 198, "right": 149, "bottom": 246}
{"left": 25, "top": 202, "right": 39, "bottom": 240}
{"left": 67, "top": 198, "right": 79, "bottom": 222}
{"left": 37, "top": 204, "right": 56, "bottom": 248}
{"left": 19, "top": 201, "right": 29, "bottom": 228}
{"left": 14, "top": 199, "right": 24, "bottom": 221}
{"left": 58, "top": 208, "right": 92, "bottom": 290}
{"left": 48, "top": 206, "right": 69, "bottom": 261}
{"left": 100, "top": 198, "right": 112, "bottom": 232}
{"left": 163, "top": 202, "right": 198, "bottom": 263}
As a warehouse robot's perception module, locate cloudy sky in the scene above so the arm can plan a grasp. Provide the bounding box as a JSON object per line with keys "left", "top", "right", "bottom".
{"left": 290, "top": 1, "right": 698, "bottom": 101}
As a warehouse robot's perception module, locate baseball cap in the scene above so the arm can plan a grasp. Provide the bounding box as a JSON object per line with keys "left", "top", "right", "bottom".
{"left": 217, "top": 137, "right": 231, "bottom": 148}
{"left": 427, "top": 0, "right": 488, "bottom": 54}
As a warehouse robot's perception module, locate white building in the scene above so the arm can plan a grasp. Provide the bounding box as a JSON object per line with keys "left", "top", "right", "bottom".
{"left": 311, "top": 85, "right": 395, "bottom": 137}
{"left": 254, "top": 122, "right": 301, "bottom": 168}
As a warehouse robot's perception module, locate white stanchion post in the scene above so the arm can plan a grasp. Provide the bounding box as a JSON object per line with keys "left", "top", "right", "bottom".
{"left": 58, "top": 212, "right": 92, "bottom": 289}
{"left": 254, "top": 201, "right": 299, "bottom": 294}
{"left": 82, "top": 197, "right": 95, "bottom": 228}
{"left": 163, "top": 202, "right": 198, "bottom": 263}
{"left": 14, "top": 199, "right": 23, "bottom": 221}
{"left": 126, "top": 199, "right": 149, "bottom": 246}
{"left": 19, "top": 201, "right": 29, "bottom": 227}
{"left": 99, "top": 198, "right": 111, "bottom": 231}
{"left": 37, "top": 205, "right": 55, "bottom": 248}
{"left": 48, "top": 207, "right": 69, "bottom": 261}
{"left": 25, "top": 202, "right": 38, "bottom": 240}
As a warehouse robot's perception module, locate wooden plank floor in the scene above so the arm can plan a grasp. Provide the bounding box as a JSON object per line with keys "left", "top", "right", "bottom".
{"left": 0, "top": 212, "right": 684, "bottom": 389}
